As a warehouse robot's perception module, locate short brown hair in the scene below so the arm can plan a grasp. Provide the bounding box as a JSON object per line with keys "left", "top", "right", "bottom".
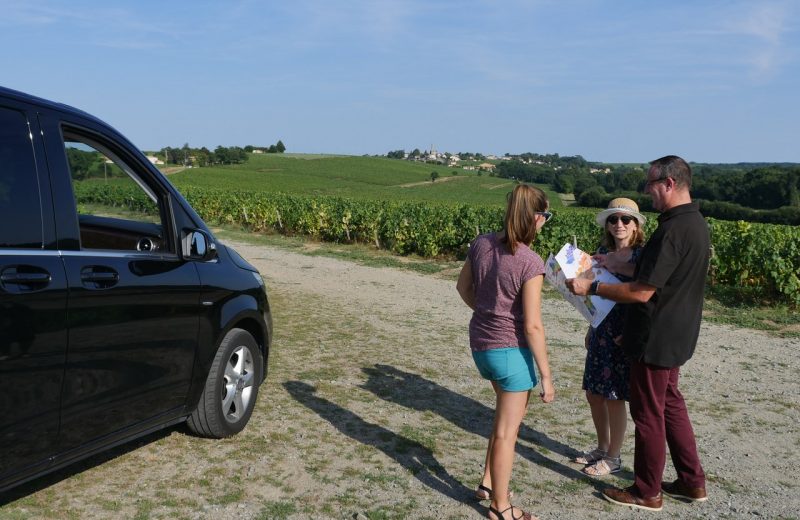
{"left": 501, "top": 184, "right": 548, "bottom": 254}
{"left": 650, "top": 155, "right": 692, "bottom": 189}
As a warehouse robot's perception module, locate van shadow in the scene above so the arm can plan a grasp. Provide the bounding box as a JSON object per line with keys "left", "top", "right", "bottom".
{"left": 359, "top": 364, "right": 632, "bottom": 490}
{"left": 283, "top": 381, "right": 482, "bottom": 512}
{"left": 0, "top": 427, "right": 175, "bottom": 506}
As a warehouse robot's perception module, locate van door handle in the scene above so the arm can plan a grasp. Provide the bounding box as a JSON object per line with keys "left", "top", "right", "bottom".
{"left": 0, "top": 266, "right": 51, "bottom": 292}
{"left": 80, "top": 266, "right": 119, "bottom": 289}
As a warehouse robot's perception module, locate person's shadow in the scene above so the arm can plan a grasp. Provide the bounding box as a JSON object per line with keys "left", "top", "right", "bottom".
{"left": 359, "top": 364, "right": 632, "bottom": 490}
{"left": 283, "top": 381, "right": 483, "bottom": 513}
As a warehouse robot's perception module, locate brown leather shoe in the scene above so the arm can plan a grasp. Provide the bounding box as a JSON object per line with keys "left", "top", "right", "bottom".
{"left": 602, "top": 486, "right": 663, "bottom": 511}
{"left": 662, "top": 479, "right": 708, "bottom": 502}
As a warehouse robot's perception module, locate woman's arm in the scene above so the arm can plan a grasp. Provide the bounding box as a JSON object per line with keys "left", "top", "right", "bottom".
{"left": 456, "top": 258, "right": 476, "bottom": 310}
{"left": 522, "top": 274, "right": 554, "bottom": 403}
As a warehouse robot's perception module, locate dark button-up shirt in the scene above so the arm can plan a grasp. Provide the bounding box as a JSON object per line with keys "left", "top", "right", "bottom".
{"left": 622, "top": 202, "right": 711, "bottom": 367}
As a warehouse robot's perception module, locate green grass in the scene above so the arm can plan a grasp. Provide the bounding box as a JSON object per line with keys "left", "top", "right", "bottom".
{"left": 703, "top": 289, "right": 800, "bottom": 337}
{"left": 166, "top": 153, "right": 563, "bottom": 207}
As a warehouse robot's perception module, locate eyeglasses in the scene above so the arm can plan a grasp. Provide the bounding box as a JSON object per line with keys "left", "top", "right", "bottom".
{"left": 606, "top": 215, "right": 635, "bottom": 225}
{"left": 643, "top": 175, "right": 671, "bottom": 190}
{"left": 537, "top": 211, "right": 553, "bottom": 223}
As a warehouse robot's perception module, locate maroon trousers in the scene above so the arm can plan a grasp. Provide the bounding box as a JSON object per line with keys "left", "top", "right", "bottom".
{"left": 629, "top": 361, "right": 705, "bottom": 498}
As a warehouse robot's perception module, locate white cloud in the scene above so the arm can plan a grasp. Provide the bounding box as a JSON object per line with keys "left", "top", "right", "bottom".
{"left": 721, "top": 1, "right": 793, "bottom": 77}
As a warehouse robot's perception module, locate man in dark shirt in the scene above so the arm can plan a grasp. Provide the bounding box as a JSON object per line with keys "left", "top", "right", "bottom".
{"left": 567, "top": 155, "right": 710, "bottom": 512}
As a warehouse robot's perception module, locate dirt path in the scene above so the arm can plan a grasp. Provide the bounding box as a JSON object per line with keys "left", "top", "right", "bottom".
{"left": 1, "top": 240, "right": 797, "bottom": 519}
{"left": 230, "top": 241, "right": 799, "bottom": 519}
{"left": 396, "top": 175, "right": 466, "bottom": 187}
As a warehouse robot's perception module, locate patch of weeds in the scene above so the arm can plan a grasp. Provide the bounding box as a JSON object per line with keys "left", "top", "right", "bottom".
{"left": 703, "top": 291, "right": 800, "bottom": 337}
{"left": 132, "top": 499, "right": 155, "bottom": 520}
{"left": 333, "top": 490, "right": 359, "bottom": 508}
{"left": 398, "top": 425, "right": 438, "bottom": 454}
{"left": 95, "top": 498, "right": 122, "bottom": 512}
{"left": 297, "top": 367, "right": 345, "bottom": 383}
{"left": 256, "top": 501, "right": 297, "bottom": 519}
{"left": 738, "top": 361, "right": 757, "bottom": 372}
{"left": 420, "top": 366, "right": 440, "bottom": 379}
{"left": 0, "top": 511, "right": 29, "bottom": 520}
{"left": 707, "top": 472, "right": 739, "bottom": 494}
{"left": 703, "top": 401, "right": 738, "bottom": 419}
{"left": 769, "top": 398, "right": 798, "bottom": 411}
{"left": 366, "top": 497, "right": 419, "bottom": 519}
{"left": 361, "top": 471, "right": 407, "bottom": 489}
{"left": 558, "top": 478, "right": 594, "bottom": 494}
{"left": 212, "top": 488, "right": 245, "bottom": 505}
{"left": 154, "top": 490, "right": 181, "bottom": 508}
{"left": 305, "top": 454, "right": 333, "bottom": 475}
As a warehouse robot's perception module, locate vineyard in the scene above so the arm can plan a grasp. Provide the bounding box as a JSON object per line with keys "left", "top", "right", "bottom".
{"left": 75, "top": 183, "right": 800, "bottom": 306}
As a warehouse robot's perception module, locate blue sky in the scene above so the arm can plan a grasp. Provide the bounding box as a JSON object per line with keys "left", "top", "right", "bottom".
{"left": 1, "top": 0, "right": 797, "bottom": 163}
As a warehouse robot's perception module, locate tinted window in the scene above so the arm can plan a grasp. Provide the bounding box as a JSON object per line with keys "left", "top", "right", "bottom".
{"left": 63, "top": 131, "right": 171, "bottom": 254}
{"left": 0, "top": 107, "right": 43, "bottom": 248}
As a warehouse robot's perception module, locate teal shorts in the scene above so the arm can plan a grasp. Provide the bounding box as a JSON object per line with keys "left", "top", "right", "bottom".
{"left": 472, "top": 346, "right": 538, "bottom": 392}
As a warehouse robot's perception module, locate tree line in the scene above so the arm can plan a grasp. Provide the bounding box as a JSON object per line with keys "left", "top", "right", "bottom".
{"left": 491, "top": 155, "right": 800, "bottom": 225}
{"left": 158, "top": 140, "right": 286, "bottom": 167}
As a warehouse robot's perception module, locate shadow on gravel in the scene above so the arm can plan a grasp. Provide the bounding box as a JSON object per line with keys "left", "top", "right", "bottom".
{"left": 284, "top": 381, "right": 484, "bottom": 513}
{"left": 360, "top": 364, "right": 632, "bottom": 490}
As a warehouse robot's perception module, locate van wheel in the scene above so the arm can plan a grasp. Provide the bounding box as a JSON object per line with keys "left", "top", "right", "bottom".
{"left": 187, "top": 328, "right": 263, "bottom": 438}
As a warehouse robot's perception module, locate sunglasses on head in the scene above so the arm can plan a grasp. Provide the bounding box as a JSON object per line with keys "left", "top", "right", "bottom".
{"left": 607, "top": 215, "right": 635, "bottom": 225}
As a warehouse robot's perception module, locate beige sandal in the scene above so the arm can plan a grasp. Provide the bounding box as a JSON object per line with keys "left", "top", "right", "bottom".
{"left": 573, "top": 448, "right": 606, "bottom": 465}
{"left": 582, "top": 456, "right": 621, "bottom": 476}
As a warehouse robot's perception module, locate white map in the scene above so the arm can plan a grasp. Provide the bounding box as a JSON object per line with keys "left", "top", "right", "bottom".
{"left": 544, "top": 243, "right": 620, "bottom": 328}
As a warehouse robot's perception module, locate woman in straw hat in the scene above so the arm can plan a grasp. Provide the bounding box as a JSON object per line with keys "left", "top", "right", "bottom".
{"left": 573, "top": 198, "right": 646, "bottom": 476}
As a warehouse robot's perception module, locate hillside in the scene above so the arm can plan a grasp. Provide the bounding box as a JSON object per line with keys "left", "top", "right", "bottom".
{"left": 166, "top": 153, "right": 564, "bottom": 208}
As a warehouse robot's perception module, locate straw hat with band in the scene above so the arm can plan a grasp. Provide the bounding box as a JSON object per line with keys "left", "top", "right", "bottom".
{"left": 595, "top": 197, "right": 646, "bottom": 228}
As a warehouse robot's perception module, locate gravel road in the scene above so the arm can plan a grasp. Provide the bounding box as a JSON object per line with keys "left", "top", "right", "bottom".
{"left": 1, "top": 239, "right": 796, "bottom": 519}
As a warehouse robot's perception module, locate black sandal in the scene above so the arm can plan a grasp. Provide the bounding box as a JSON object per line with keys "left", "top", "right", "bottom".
{"left": 488, "top": 504, "right": 532, "bottom": 520}
{"left": 475, "top": 484, "right": 493, "bottom": 500}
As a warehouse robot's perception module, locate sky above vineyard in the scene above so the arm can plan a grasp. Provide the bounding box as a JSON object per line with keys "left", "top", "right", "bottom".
{"left": 2, "top": 0, "right": 798, "bottom": 163}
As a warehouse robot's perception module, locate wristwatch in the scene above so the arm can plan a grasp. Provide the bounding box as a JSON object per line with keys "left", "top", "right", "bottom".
{"left": 590, "top": 280, "right": 600, "bottom": 296}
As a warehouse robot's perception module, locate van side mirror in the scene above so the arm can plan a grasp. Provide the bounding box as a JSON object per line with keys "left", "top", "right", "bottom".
{"left": 182, "top": 230, "right": 217, "bottom": 261}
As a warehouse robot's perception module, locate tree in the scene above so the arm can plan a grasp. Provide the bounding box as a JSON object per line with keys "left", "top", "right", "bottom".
{"left": 573, "top": 174, "right": 598, "bottom": 198}
{"left": 276, "top": 140, "right": 286, "bottom": 153}
{"left": 430, "top": 171, "right": 439, "bottom": 182}
{"left": 577, "top": 186, "right": 607, "bottom": 207}
{"left": 213, "top": 146, "right": 230, "bottom": 164}
{"left": 553, "top": 172, "right": 575, "bottom": 193}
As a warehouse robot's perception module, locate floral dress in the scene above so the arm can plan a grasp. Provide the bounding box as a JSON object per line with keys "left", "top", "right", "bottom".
{"left": 582, "top": 245, "right": 641, "bottom": 401}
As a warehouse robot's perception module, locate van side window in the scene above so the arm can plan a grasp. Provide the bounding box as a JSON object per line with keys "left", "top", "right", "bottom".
{"left": 0, "top": 107, "right": 43, "bottom": 249}
{"left": 62, "top": 131, "right": 172, "bottom": 254}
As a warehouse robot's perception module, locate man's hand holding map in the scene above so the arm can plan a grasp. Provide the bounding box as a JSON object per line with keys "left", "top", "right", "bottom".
{"left": 545, "top": 243, "right": 621, "bottom": 328}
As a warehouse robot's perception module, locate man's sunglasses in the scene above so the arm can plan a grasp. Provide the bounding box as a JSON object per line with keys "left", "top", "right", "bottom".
{"left": 607, "top": 215, "right": 635, "bottom": 225}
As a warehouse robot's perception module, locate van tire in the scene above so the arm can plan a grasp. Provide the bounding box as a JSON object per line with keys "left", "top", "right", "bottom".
{"left": 187, "top": 328, "right": 263, "bottom": 438}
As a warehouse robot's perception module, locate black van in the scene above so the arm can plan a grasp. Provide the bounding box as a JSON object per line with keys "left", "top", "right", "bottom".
{"left": 0, "top": 86, "right": 272, "bottom": 492}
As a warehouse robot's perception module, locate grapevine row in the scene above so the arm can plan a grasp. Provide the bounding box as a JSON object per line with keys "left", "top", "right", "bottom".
{"left": 74, "top": 183, "right": 800, "bottom": 305}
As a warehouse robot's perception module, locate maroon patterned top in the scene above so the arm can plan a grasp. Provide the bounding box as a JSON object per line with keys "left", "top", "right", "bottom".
{"left": 468, "top": 232, "right": 545, "bottom": 352}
